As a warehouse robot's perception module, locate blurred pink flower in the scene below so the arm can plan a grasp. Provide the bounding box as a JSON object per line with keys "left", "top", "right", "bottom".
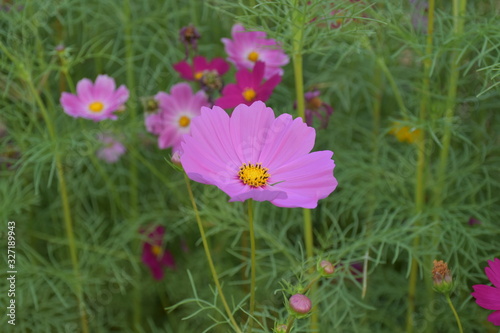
{"left": 471, "top": 258, "right": 500, "bottom": 326}
{"left": 145, "top": 83, "right": 209, "bottom": 152}
{"left": 141, "top": 226, "right": 176, "bottom": 280}
{"left": 222, "top": 24, "right": 289, "bottom": 80}
{"left": 173, "top": 56, "right": 230, "bottom": 82}
{"left": 96, "top": 134, "right": 126, "bottom": 163}
{"left": 181, "top": 101, "right": 337, "bottom": 208}
{"left": 60, "top": 75, "right": 129, "bottom": 121}
{"left": 214, "top": 61, "right": 281, "bottom": 109}
{"left": 300, "top": 90, "right": 334, "bottom": 129}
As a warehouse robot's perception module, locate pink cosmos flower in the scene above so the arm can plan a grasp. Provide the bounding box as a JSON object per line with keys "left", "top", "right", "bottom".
{"left": 471, "top": 258, "right": 500, "bottom": 326}
{"left": 141, "top": 226, "right": 176, "bottom": 280}
{"left": 173, "top": 56, "right": 230, "bottom": 82}
{"left": 96, "top": 134, "right": 126, "bottom": 163}
{"left": 145, "top": 83, "right": 210, "bottom": 152}
{"left": 214, "top": 61, "right": 281, "bottom": 109}
{"left": 222, "top": 24, "right": 289, "bottom": 80}
{"left": 299, "top": 90, "right": 334, "bottom": 129}
{"left": 60, "top": 75, "right": 129, "bottom": 121}
{"left": 180, "top": 101, "right": 337, "bottom": 209}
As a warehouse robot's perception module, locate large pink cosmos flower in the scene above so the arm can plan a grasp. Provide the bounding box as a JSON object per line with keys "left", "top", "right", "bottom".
{"left": 173, "top": 56, "right": 230, "bottom": 81}
{"left": 60, "top": 75, "right": 129, "bottom": 121}
{"left": 214, "top": 61, "right": 281, "bottom": 109}
{"left": 472, "top": 258, "right": 500, "bottom": 326}
{"left": 145, "top": 83, "right": 209, "bottom": 152}
{"left": 222, "top": 24, "right": 289, "bottom": 80}
{"left": 141, "top": 226, "right": 176, "bottom": 280}
{"left": 181, "top": 101, "right": 337, "bottom": 208}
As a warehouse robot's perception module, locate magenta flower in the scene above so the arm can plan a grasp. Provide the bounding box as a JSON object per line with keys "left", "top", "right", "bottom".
{"left": 288, "top": 294, "right": 312, "bottom": 316}
{"left": 174, "top": 56, "right": 230, "bottom": 82}
{"left": 145, "top": 83, "right": 209, "bottom": 152}
{"left": 181, "top": 101, "right": 337, "bottom": 208}
{"left": 222, "top": 24, "right": 289, "bottom": 80}
{"left": 96, "top": 134, "right": 126, "bottom": 163}
{"left": 60, "top": 75, "right": 129, "bottom": 121}
{"left": 472, "top": 258, "right": 500, "bottom": 326}
{"left": 214, "top": 61, "right": 281, "bottom": 109}
{"left": 141, "top": 226, "right": 176, "bottom": 280}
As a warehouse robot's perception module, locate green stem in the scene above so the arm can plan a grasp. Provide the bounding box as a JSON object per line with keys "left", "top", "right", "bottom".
{"left": 248, "top": 199, "right": 256, "bottom": 333}
{"left": 16, "top": 59, "right": 89, "bottom": 333}
{"left": 284, "top": 316, "right": 296, "bottom": 333}
{"left": 183, "top": 174, "right": 243, "bottom": 333}
{"left": 406, "top": 1, "right": 435, "bottom": 332}
{"left": 291, "top": 3, "right": 318, "bottom": 330}
{"left": 445, "top": 295, "right": 464, "bottom": 333}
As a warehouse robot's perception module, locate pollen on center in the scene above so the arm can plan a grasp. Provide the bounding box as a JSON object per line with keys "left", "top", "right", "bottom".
{"left": 194, "top": 71, "right": 204, "bottom": 80}
{"left": 89, "top": 101, "right": 104, "bottom": 113}
{"left": 242, "top": 88, "right": 256, "bottom": 102}
{"left": 238, "top": 162, "right": 270, "bottom": 188}
{"left": 151, "top": 245, "right": 163, "bottom": 257}
{"left": 178, "top": 115, "right": 191, "bottom": 127}
{"left": 247, "top": 51, "right": 259, "bottom": 62}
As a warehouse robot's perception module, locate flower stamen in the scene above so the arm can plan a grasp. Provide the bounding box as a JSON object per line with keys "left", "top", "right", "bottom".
{"left": 238, "top": 162, "right": 270, "bottom": 187}
{"left": 247, "top": 51, "right": 259, "bottom": 62}
{"left": 178, "top": 116, "right": 191, "bottom": 127}
{"left": 89, "top": 101, "right": 104, "bottom": 113}
{"left": 151, "top": 245, "right": 163, "bottom": 258}
{"left": 242, "top": 88, "right": 256, "bottom": 102}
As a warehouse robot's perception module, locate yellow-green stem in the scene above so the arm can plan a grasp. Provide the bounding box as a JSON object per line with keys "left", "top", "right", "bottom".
{"left": 291, "top": 3, "right": 318, "bottom": 330}
{"left": 445, "top": 295, "right": 464, "bottom": 333}
{"left": 406, "top": 1, "right": 435, "bottom": 332}
{"left": 284, "top": 316, "right": 296, "bottom": 333}
{"left": 18, "top": 63, "right": 89, "bottom": 333}
{"left": 247, "top": 199, "right": 257, "bottom": 333}
{"left": 183, "top": 174, "right": 243, "bottom": 333}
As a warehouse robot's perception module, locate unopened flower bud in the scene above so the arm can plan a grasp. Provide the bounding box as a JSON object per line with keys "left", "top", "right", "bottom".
{"left": 171, "top": 150, "right": 182, "bottom": 167}
{"left": 318, "top": 260, "right": 335, "bottom": 277}
{"left": 432, "top": 260, "right": 453, "bottom": 294}
{"left": 288, "top": 294, "right": 312, "bottom": 318}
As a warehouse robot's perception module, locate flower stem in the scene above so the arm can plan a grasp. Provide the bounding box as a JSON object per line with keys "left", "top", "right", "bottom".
{"left": 284, "top": 316, "right": 296, "bottom": 333}
{"left": 291, "top": 2, "right": 318, "bottom": 330}
{"left": 17, "top": 60, "right": 89, "bottom": 333}
{"left": 247, "top": 199, "right": 257, "bottom": 333}
{"left": 183, "top": 174, "right": 242, "bottom": 333}
{"left": 406, "top": 0, "right": 435, "bottom": 332}
{"left": 445, "top": 295, "right": 464, "bottom": 333}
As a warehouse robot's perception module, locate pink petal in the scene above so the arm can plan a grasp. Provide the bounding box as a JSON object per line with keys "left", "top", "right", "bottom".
{"left": 229, "top": 101, "right": 275, "bottom": 163}
{"left": 158, "top": 126, "right": 179, "bottom": 150}
{"left": 210, "top": 58, "right": 230, "bottom": 75}
{"left": 93, "top": 75, "right": 116, "bottom": 101}
{"left": 227, "top": 184, "right": 287, "bottom": 203}
{"left": 193, "top": 56, "right": 209, "bottom": 72}
{"left": 251, "top": 61, "right": 266, "bottom": 86}
{"left": 173, "top": 61, "right": 194, "bottom": 80}
{"left": 488, "top": 311, "right": 500, "bottom": 326}
{"left": 270, "top": 151, "right": 337, "bottom": 208}
{"left": 257, "top": 73, "right": 281, "bottom": 101}
{"left": 472, "top": 284, "right": 500, "bottom": 310}
{"left": 60, "top": 93, "right": 85, "bottom": 117}
{"left": 76, "top": 78, "right": 94, "bottom": 103}
{"left": 181, "top": 106, "right": 241, "bottom": 186}
{"left": 259, "top": 115, "right": 315, "bottom": 170}
{"left": 160, "top": 250, "right": 176, "bottom": 268}
{"left": 486, "top": 258, "right": 500, "bottom": 288}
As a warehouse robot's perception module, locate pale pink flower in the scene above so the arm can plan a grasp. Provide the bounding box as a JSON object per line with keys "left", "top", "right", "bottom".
{"left": 222, "top": 24, "right": 289, "bottom": 80}
{"left": 145, "top": 83, "right": 210, "bottom": 152}
{"left": 96, "top": 134, "right": 126, "bottom": 163}
{"left": 60, "top": 75, "right": 129, "bottom": 121}
{"left": 180, "top": 101, "right": 337, "bottom": 209}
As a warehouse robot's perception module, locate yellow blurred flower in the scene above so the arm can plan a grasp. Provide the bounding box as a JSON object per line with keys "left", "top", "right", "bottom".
{"left": 389, "top": 122, "right": 422, "bottom": 144}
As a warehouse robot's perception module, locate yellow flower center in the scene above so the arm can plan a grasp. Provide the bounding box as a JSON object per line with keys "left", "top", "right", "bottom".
{"left": 89, "top": 101, "right": 104, "bottom": 113}
{"left": 238, "top": 163, "right": 270, "bottom": 188}
{"left": 307, "top": 97, "right": 323, "bottom": 110}
{"left": 194, "top": 71, "right": 204, "bottom": 80}
{"left": 178, "top": 116, "right": 191, "bottom": 127}
{"left": 151, "top": 245, "right": 163, "bottom": 257}
{"left": 247, "top": 51, "right": 259, "bottom": 62}
{"left": 242, "top": 88, "right": 256, "bottom": 102}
